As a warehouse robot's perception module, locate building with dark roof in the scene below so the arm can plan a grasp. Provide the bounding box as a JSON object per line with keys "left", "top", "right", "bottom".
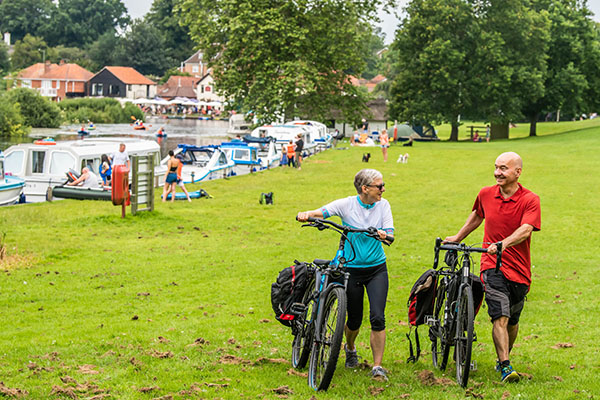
{"left": 87, "top": 66, "right": 156, "bottom": 99}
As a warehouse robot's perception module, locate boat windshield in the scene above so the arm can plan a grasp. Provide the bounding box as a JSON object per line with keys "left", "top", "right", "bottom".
{"left": 4, "top": 151, "right": 24, "bottom": 175}
{"left": 185, "top": 149, "right": 213, "bottom": 167}
{"left": 0, "top": 157, "right": 4, "bottom": 180}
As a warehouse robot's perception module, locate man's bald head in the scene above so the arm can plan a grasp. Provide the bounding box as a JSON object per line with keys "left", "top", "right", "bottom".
{"left": 496, "top": 152, "right": 522, "bottom": 169}
{"left": 494, "top": 152, "right": 522, "bottom": 190}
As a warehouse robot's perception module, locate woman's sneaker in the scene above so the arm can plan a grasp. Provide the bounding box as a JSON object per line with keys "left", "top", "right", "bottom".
{"left": 370, "top": 366, "right": 389, "bottom": 381}
{"left": 500, "top": 365, "right": 520, "bottom": 383}
{"left": 344, "top": 345, "right": 358, "bottom": 368}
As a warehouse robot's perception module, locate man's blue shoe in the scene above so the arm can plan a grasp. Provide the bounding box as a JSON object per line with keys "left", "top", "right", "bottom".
{"left": 500, "top": 365, "right": 520, "bottom": 383}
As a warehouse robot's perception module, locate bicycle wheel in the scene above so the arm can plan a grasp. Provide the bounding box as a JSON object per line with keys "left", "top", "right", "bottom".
{"left": 292, "top": 283, "right": 314, "bottom": 369}
{"left": 455, "top": 286, "right": 474, "bottom": 387}
{"left": 431, "top": 281, "right": 451, "bottom": 370}
{"left": 308, "top": 286, "right": 346, "bottom": 391}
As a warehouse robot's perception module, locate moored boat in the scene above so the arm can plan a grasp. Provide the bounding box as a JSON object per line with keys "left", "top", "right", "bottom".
{"left": 162, "top": 144, "right": 235, "bottom": 184}
{"left": 221, "top": 137, "right": 280, "bottom": 175}
{"left": 249, "top": 124, "right": 318, "bottom": 155}
{"left": 48, "top": 185, "right": 111, "bottom": 201}
{"left": 0, "top": 151, "right": 25, "bottom": 206}
{"left": 3, "top": 138, "right": 166, "bottom": 202}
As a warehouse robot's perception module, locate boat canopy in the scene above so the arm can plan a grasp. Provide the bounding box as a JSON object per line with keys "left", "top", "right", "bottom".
{"left": 242, "top": 135, "right": 275, "bottom": 144}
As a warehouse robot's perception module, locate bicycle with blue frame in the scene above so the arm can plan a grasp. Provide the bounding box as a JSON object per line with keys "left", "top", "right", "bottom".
{"left": 290, "top": 217, "right": 393, "bottom": 391}
{"left": 427, "top": 237, "right": 503, "bottom": 387}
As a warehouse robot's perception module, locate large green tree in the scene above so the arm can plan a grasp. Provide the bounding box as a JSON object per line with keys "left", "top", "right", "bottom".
{"left": 389, "top": 0, "right": 477, "bottom": 140}
{"left": 10, "top": 34, "right": 50, "bottom": 70}
{"left": 469, "top": 0, "right": 549, "bottom": 134}
{"left": 0, "top": 42, "right": 10, "bottom": 74}
{"left": 41, "top": 0, "right": 130, "bottom": 47}
{"left": 178, "top": 0, "right": 393, "bottom": 124}
{"left": 145, "top": 0, "right": 196, "bottom": 70}
{"left": 4, "top": 88, "right": 61, "bottom": 128}
{"left": 87, "top": 32, "right": 124, "bottom": 72}
{"left": 524, "top": 0, "right": 600, "bottom": 136}
{"left": 0, "top": 0, "right": 54, "bottom": 43}
{"left": 117, "top": 20, "right": 169, "bottom": 77}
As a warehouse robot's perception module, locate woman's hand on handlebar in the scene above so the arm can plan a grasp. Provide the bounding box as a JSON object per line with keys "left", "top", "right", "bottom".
{"left": 297, "top": 212, "right": 309, "bottom": 222}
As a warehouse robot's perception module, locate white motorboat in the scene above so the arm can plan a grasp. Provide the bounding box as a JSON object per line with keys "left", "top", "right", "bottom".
{"left": 2, "top": 138, "right": 166, "bottom": 202}
{"left": 0, "top": 151, "right": 25, "bottom": 206}
{"left": 163, "top": 144, "right": 235, "bottom": 184}
{"left": 249, "top": 124, "right": 318, "bottom": 155}
{"left": 285, "top": 120, "right": 333, "bottom": 149}
{"left": 221, "top": 137, "right": 280, "bottom": 175}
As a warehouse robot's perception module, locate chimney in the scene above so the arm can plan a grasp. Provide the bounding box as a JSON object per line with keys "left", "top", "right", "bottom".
{"left": 44, "top": 60, "right": 51, "bottom": 72}
{"left": 3, "top": 32, "right": 10, "bottom": 46}
{"left": 59, "top": 59, "right": 65, "bottom": 66}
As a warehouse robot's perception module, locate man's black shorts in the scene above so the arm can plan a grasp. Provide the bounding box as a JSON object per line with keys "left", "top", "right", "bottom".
{"left": 481, "top": 269, "right": 529, "bottom": 325}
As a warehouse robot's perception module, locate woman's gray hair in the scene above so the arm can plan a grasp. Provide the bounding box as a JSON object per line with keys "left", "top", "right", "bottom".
{"left": 354, "top": 169, "right": 382, "bottom": 194}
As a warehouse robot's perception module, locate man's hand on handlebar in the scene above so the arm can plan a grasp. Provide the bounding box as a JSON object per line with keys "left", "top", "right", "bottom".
{"left": 487, "top": 242, "right": 501, "bottom": 255}
{"left": 442, "top": 235, "right": 461, "bottom": 244}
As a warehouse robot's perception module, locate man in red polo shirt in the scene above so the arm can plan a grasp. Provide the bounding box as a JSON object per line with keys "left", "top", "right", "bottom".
{"left": 444, "top": 152, "right": 541, "bottom": 383}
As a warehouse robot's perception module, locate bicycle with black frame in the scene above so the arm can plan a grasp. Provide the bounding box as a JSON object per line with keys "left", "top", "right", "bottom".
{"left": 426, "top": 237, "right": 503, "bottom": 387}
{"left": 289, "top": 217, "right": 393, "bottom": 391}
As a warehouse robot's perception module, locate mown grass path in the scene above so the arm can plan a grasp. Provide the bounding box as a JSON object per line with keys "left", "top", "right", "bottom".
{"left": 1, "top": 121, "right": 599, "bottom": 398}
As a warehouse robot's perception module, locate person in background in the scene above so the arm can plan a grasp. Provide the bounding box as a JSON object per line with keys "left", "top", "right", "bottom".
{"left": 67, "top": 167, "right": 100, "bottom": 188}
{"left": 111, "top": 143, "right": 131, "bottom": 170}
{"left": 295, "top": 134, "right": 304, "bottom": 170}
{"left": 100, "top": 154, "right": 112, "bottom": 185}
{"left": 280, "top": 144, "right": 288, "bottom": 166}
{"left": 286, "top": 140, "right": 296, "bottom": 168}
{"left": 379, "top": 129, "right": 390, "bottom": 162}
{"left": 175, "top": 154, "right": 191, "bottom": 202}
{"left": 162, "top": 150, "right": 180, "bottom": 203}
{"left": 443, "top": 152, "right": 541, "bottom": 383}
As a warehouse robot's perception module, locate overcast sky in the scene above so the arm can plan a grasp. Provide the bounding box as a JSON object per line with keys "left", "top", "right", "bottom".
{"left": 123, "top": 0, "right": 600, "bottom": 45}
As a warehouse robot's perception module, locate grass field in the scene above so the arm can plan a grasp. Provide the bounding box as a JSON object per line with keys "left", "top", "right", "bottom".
{"left": 1, "top": 120, "right": 599, "bottom": 399}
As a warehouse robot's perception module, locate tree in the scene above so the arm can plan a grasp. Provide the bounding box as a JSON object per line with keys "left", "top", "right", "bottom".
{"left": 145, "top": 0, "right": 196, "bottom": 70}
{"left": 0, "top": 42, "right": 10, "bottom": 74}
{"left": 10, "top": 35, "right": 50, "bottom": 70}
{"left": 178, "top": 0, "right": 393, "bottom": 124}
{"left": 41, "top": 0, "right": 130, "bottom": 47}
{"left": 361, "top": 27, "right": 387, "bottom": 80}
{"left": 4, "top": 88, "right": 62, "bottom": 128}
{"left": 0, "top": 0, "right": 54, "bottom": 43}
{"left": 0, "top": 95, "right": 29, "bottom": 136}
{"left": 524, "top": 0, "right": 599, "bottom": 136}
{"left": 87, "top": 32, "right": 124, "bottom": 72}
{"left": 389, "top": 0, "right": 477, "bottom": 140}
{"left": 117, "top": 20, "right": 169, "bottom": 77}
{"left": 469, "top": 0, "right": 549, "bottom": 137}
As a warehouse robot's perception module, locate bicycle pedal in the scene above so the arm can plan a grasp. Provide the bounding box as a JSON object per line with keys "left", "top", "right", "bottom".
{"left": 289, "top": 303, "right": 306, "bottom": 314}
{"left": 470, "top": 360, "right": 477, "bottom": 371}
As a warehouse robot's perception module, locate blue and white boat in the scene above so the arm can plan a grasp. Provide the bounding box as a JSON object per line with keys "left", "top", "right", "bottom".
{"left": 0, "top": 151, "right": 26, "bottom": 206}
{"left": 285, "top": 120, "right": 333, "bottom": 149}
{"left": 163, "top": 144, "right": 235, "bottom": 184}
{"left": 221, "top": 137, "right": 280, "bottom": 175}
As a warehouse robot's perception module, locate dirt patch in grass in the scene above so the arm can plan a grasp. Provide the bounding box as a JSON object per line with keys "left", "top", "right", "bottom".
{"left": 0, "top": 382, "right": 28, "bottom": 397}
{"left": 0, "top": 253, "right": 37, "bottom": 271}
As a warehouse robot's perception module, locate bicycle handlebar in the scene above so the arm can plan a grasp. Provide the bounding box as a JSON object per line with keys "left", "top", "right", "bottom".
{"left": 297, "top": 217, "right": 394, "bottom": 245}
{"left": 433, "top": 237, "right": 502, "bottom": 271}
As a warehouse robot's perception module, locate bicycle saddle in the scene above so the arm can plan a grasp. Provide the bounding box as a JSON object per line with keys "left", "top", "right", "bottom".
{"left": 313, "top": 259, "right": 330, "bottom": 266}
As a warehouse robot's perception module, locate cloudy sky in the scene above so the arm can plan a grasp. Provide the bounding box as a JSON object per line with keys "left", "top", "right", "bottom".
{"left": 123, "top": 0, "right": 600, "bottom": 44}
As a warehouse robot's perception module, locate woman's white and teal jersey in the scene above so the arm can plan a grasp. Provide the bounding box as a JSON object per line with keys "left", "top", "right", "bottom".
{"left": 321, "top": 196, "right": 394, "bottom": 268}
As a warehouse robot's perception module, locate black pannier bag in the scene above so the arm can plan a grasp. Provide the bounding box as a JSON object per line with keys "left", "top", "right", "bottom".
{"left": 271, "top": 261, "right": 313, "bottom": 327}
{"left": 406, "top": 269, "right": 439, "bottom": 362}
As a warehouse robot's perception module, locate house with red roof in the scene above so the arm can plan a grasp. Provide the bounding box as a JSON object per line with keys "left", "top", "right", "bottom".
{"left": 157, "top": 75, "right": 200, "bottom": 100}
{"left": 348, "top": 74, "right": 387, "bottom": 93}
{"left": 16, "top": 61, "right": 93, "bottom": 101}
{"left": 87, "top": 66, "right": 156, "bottom": 99}
{"left": 181, "top": 50, "right": 208, "bottom": 78}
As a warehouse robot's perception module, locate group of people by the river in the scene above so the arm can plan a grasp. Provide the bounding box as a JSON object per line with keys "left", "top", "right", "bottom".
{"left": 279, "top": 134, "right": 304, "bottom": 170}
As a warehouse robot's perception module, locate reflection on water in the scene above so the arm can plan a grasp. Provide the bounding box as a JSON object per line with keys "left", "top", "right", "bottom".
{"left": 0, "top": 117, "right": 230, "bottom": 158}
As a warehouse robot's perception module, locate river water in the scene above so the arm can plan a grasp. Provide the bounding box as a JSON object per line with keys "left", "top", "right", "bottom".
{"left": 0, "top": 117, "right": 230, "bottom": 158}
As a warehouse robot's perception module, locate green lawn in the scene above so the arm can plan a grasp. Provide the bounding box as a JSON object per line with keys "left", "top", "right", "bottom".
{"left": 1, "top": 123, "right": 599, "bottom": 399}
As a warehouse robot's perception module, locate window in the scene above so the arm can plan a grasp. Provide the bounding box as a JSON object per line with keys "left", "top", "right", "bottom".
{"left": 109, "top": 85, "right": 120, "bottom": 96}
{"left": 218, "top": 152, "right": 228, "bottom": 165}
{"left": 21, "top": 80, "right": 32, "bottom": 88}
{"left": 128, "top": 85, "right": 132, "bottom": 91}
{"left": 192, "top": 65, "right": 199, "bottom": 73}
{"left": 233, "top": 149, "right": 250, "bottom": 161}
{"left": 55, "top": 80, "right": 60, "bottom": 89}
{"left": 0, "top": 158, "right": 4, "bottom": 179}
{"left": 4, "top": 151, "right": 24, "bottom": 174}
{"left": 31, "top": 151, "right": 46, "bottom": 173}
{"left": 92, "top": 83, "right": 103, "bottom": 96}
{"left": 49, "top": 152, "right": 75, "bottom": 175}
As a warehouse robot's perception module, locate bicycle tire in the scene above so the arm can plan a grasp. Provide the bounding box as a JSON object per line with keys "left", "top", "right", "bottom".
{"left": 308, "top": 286, "right": 346, "bottom": 391}
{"left": 292, "top": 281, "right": 315, "bottom": 369}
{"left": 455, "top": 286, "right": 474, "bottom": 387}
{"left": 431, "top": 281, "right": 451, "bottom": 370}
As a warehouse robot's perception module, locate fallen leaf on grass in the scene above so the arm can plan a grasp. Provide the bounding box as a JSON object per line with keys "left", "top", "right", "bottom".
{"left": 553, "top": 376, "right": 563, "bottom": 382}
{"left": 89, "top": 394, "right": 110, "bottom": 400}
{"left": 553, "top": 300, "right": 564, "bottom": 304}
{"left": 369, "top": 386, "right": 385, "bottom": 395}
{"left": 272, "top": 386, "right": 293, "bottom": 395}
{"left": 188, "top": 338, "right": 209, "bottom": 347}
{"left": 27, "top": 362, "right": 38, "bottom": 370}
{"left": 551, "top": 343, "right": 574, "bottom": 349}
{"left": 41, "top": 352, "right": 60, "bottom": 361}
{"left": 357, "top": 361, "right": 372, "bottom": 370}
{"left": 78, "top": 364, "right": 100, "bottom": 374}
{"left": 131, "top": 315, "right": 139, "bottom": 320}
{"left": 149, "top": 350, "right": 174, "bottom": 359}
{"left": 519, "top": 372, "right": 533, "bottom": 380}
{"left": 51, "top": 385, "right": 77, "bottom": 398}
{"left": 130, "top": 357, "right": 143, "bottom": 367}
{"left": 287, "top": 368, "right": 308, "bottom": 378}
{"left": 152, "top": 396, "right": 173, "bottom": 400}
{"left": 157, "top": 336, "right": 170, "bottom": 343}
{"left": 465, "top": 387, "right": 484, "bottom": 398}
{"left": 137, "top": 292, "right": 150, "bottom": 296}
{"left": 60, "top": 376, "right": 77, "bottom": 384}
{"left": 138, "top": 386, "right": 160, "bottom": 393}
{"left": 218, "top": 355, "right": 252, "bottom": 365}
{"left": 0, "top": 382, "right": 28, "bottom": 397}
{"left": 398, "top": 320, "right": 409, "bottom": 326}
{"left": 523, "top": 335, "right": 538, "bottom": 341}
{"left": 501, "top": 391, "right": 511, "bottom": 400}
{"left": 227, "top": 338, "right": 236, "bottom": 344}
{"left": 205, "top": 382, "right": 229, "bottom": 388}
{"left": 259, "top": 319, "right": 271, "bottom": 323}
{"left": 400, "top": 395, "right": 410, "bottom": 399}
{"left": 255, "top": 357, "right": 288, "bottom": 365}
{"left": 416, "top": 370, "right": 456, "bottom": 386}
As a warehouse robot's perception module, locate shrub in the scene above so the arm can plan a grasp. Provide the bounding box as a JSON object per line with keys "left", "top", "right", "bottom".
{"left": 58, "top": 98, "right": 145, "bottom": 123}
{"left": 0, "top": 98, "right": 29, "bottom": 136}
{"left": 123, "top": 102, "right": 144, "bottom": 122}
{"left": 4, "top": 88, "right": 61, "bottom": 128}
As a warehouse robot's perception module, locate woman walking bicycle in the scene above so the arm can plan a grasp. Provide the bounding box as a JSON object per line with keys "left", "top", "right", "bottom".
{"left": 297, "top": 169, "right": 394, "bottom": 381}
